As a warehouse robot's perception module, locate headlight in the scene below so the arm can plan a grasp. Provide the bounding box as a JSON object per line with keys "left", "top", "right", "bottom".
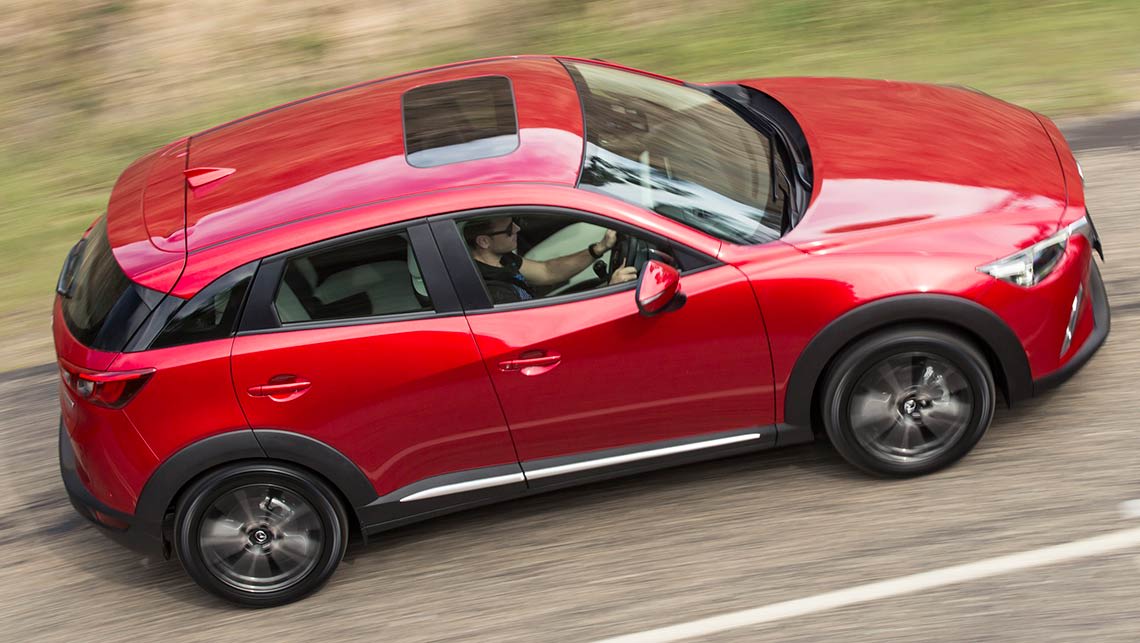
{"left": 977, "top": 217, "right": 1091, "bottom": 287}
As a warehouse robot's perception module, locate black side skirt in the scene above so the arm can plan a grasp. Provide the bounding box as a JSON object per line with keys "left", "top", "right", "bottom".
{"left": 358, "top": 426, "right": 778, "bottom": 536}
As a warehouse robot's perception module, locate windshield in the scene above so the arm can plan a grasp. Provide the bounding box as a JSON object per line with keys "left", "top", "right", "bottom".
{"left": 564, "top": 61, "right": 783, "bottom": 245}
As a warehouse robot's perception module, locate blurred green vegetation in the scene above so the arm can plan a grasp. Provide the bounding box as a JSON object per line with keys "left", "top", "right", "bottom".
{"left": 2, "top": 0, "right": 1139, "bottom": 367}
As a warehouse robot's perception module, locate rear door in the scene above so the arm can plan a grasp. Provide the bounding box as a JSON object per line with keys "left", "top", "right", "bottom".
{"left": 230, "top": 222, "right": 524, "bottom": 521}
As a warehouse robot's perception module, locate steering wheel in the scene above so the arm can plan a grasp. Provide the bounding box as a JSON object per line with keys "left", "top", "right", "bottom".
{"left": 611, "top": 232, "right": 652, "bottom": 277}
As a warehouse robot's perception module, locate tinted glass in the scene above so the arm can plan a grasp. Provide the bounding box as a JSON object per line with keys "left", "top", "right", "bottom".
{"left": 151, "top": 264, "right": 254, "bottom": 349}
{"left": 403, "top": 76, "right": 518, "bottom": 168}
{"left": 565, "top": 61, "right": 782, "bottom": 245}
{"left": 461, "top": 213, "right": 690, "bottom": 307}
{"left": 60, "top": 217, "right": 163, "bottom": 350}
{"left": 274, "top": 232, "right": 432, "bottom": 323}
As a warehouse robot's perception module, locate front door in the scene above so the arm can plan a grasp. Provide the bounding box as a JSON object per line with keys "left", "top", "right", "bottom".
{"left": 434, "top": 211, "right": 776, "bottom": 474}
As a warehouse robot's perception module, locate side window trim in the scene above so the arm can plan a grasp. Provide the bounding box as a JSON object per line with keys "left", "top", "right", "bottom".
{"left": 429, "top": 219, "right": 495, "bottom": 311}
{"left": 237, "top": 222, "right": 461, "bottom": 334}
{"left": 238, "top": 257, "right": 284, "bottom": 333}
{"left": 407, "top": 224, "right": 462, "bottom": 313}
{"left": 127, "top": 261, "right": 258, "bottom": 351}
{"left": 429, "top": 205, "right": 720, "bottom": 313}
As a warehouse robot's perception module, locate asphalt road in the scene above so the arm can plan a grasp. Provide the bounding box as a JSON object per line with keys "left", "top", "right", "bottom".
{"left": 3, "top": 117, "right": 1140, "bottom": 641}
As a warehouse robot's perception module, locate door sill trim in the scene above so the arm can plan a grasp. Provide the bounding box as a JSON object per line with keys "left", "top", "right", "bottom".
{"left": 524, "top": 432, "right": 763, "bottom": 480}
{"left": 398, "top": 472, "right": 526, "bottom": 502}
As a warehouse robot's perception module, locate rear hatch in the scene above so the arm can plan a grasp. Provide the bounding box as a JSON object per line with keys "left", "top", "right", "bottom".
{"left": 56, "top": 216, "right": 165, "bottom": 367}
{"left": 55, "top": 139, "right": 189, "bottom": 364}
{"left": 54, "top": 140, "right": 191, "bottom": 513}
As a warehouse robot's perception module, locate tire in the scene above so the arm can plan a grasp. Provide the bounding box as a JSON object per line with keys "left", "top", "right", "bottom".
{"left": 174, "top": 462, "right": 348, "bottom": 607}
{"left": 821, "top": 326, "right": 996, "bottom": 477}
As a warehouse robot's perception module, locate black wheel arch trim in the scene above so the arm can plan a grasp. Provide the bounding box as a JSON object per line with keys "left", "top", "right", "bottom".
{"left": 782, "top": 294, "right": 1033, "bottom": 428}
{"left": 132, "top": 430, "right": 266, "bottom": 550}
{"left": 132, "top": 429, "right": 378, "bottom": 553}
{"left": 251, "top": 429, "right": 378, "bottom": 510}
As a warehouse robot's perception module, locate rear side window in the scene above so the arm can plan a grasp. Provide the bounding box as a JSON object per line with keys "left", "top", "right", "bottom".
{"left": 150, "top": 264, "right": 254, "bottom": 349}
{"left": 403, "top": 76, "right": 518, "bottom": 168}
{"left": 60, "top": 217, "right": 163, "bottom": 351}
{"left": 274, "top": 232, "right": 432, "bottom": 324}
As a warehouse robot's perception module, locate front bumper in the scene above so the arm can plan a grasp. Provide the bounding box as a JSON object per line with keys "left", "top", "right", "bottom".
{"left": 59, "top": 420, "right": 164, "bottom": 555}
{"left": 1033, "top": 261, "right": 1110, "bottom": 394}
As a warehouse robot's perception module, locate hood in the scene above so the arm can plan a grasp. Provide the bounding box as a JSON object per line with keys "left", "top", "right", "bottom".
{"left": 735, "top": 78, "right": 1067, "bottom": 252}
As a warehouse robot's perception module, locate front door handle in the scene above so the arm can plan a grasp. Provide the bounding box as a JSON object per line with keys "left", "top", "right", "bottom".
{"left": 498, "top": 352, "right": 562, "bottom": 376}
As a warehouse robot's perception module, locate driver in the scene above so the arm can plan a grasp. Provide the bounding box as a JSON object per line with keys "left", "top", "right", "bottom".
{"left": 464, "top": 216, "right": 638, "bottom": 304}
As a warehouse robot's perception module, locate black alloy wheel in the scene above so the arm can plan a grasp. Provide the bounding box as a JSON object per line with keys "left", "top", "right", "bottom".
{"left": 174, "top": 463, "right": 348, "bottom": 607}
{"left": 822, "top": 326, "right": 996, "bottom": 476}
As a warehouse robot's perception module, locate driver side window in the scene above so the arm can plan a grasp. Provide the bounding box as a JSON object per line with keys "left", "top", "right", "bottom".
{"left": 456, "top": 212, "right": 694, "bottom": 307}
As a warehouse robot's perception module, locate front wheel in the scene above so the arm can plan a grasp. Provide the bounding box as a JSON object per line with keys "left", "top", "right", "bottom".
{"left": 821, "top": 327, "right": 996, "bottom": 477}
{"left": 174, "top": 463, "right": 348, "bottom": 607}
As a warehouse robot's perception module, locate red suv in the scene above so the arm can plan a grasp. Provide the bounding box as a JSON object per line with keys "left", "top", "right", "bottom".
{"left": 56, "top": 57, "right": 1107, "bottom": 606}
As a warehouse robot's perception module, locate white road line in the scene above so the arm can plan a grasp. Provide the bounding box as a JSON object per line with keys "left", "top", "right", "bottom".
{"left": 593, "top": 525, "right": 1140, "bottom": 643}
{"left": 1119, "top": 499, "right": 1140, "bottom": 519}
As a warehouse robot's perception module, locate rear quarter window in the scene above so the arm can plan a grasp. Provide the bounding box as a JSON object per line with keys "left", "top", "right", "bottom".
{"left": 149, "top": 264, "right": 255, "bottom": 349}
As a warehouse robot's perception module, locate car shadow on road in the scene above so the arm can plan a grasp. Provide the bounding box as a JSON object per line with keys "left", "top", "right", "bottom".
{"left": 341, "top": 439, "right": 862, "bottom": 564}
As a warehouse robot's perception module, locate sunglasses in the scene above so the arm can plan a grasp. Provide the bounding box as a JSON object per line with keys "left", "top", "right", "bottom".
{"left": 486, "top": 217, "right": 519, "bottom": 237}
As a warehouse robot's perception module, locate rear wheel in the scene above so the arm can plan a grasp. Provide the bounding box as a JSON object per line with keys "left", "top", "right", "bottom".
{"left": 174, "top": 463, "right": 348, "bottom": 607}
{"left": 821, "top": 327, "right": 996, "bottom": 477}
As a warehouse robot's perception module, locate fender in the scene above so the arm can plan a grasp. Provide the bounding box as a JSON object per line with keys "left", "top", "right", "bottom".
{"left": 132, "top": 429, "right": 378, "bottom": 551}
{"left": 782, "top": 294, "right": 1033, "bottom": 428}
{"left": 133, "top": 430, "right": 265, "bottom": 546}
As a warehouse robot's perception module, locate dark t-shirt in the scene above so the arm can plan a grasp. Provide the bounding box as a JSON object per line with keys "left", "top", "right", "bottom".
{"left": 475, "top": 254, "right": 537, "bottom": 304}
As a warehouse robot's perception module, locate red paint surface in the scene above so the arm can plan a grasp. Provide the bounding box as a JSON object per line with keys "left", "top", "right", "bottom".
{"left": 57, "top": 58, "right": 1101, "bottom": 515}
{"left": 466, "top": 265, "right": 774, "bottom": 462}
{"left": 230, "top": 318, "right": 519, "bottom": 496}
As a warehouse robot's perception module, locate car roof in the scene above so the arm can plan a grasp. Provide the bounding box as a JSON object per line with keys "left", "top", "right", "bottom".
{"left": 109, "top": 56, "right": 693, "bottom": 297}
{"left": 182, "top": 56, "right": 586, "bottom": 253}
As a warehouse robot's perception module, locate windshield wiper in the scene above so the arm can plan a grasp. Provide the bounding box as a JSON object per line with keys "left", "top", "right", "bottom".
{"left": 56, "top": 239, "right": 86, "bottom": 298}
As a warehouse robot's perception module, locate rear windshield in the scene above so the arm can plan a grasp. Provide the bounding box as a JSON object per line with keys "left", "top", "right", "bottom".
{"left": 60, "top": 217, "right": 164, "bottom": 351}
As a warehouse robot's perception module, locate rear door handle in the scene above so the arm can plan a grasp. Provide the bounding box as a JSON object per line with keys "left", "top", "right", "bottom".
{"left": 247, "top": 380, "right": 311, "bottom": 397}
{"left": 498, "top": 352, "right": 562, "bottom": 376}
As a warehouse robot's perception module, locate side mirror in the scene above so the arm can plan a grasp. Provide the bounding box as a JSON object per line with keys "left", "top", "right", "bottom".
{"left": 646, "top": 248, "right": 676, "bottom": 267}
{"left": 636, "top": 260, "right": 686, "bottom": 316}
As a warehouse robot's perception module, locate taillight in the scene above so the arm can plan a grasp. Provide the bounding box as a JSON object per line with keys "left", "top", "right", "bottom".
{"left": 59, "top": 361, "right": 155, "bottom": 409}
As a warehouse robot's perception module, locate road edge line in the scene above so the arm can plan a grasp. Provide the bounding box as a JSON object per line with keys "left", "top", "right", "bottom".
{"left": 593, "top": 525, "right": 1140, "bottom": 643}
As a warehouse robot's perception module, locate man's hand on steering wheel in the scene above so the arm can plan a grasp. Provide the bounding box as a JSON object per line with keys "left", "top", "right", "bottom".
{"left": 590, "top": 230, "right": 637, "bottom": 286}
{"left": 608, "top": 261, "right": 638, "bottom": 285}
{"left": 597, "top": 229, "right": 619, "bottom": 255}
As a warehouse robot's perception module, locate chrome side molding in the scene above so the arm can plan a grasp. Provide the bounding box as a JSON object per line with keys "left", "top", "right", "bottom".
{"left": 524, "top": 433, "right": 763, "bottom": 480}
{"left": 399, "top": 432, "right": 765, "bottom": 502}
{"left": 399, "top": 472, "right": 526, "bottom": 502}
